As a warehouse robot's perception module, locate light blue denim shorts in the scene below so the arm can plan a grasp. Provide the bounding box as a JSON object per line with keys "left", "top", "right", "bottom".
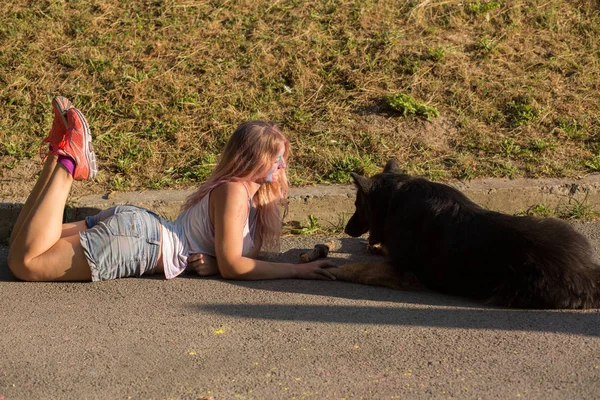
{"left": 79, "top": 205, "right": 161, "bottom": 282}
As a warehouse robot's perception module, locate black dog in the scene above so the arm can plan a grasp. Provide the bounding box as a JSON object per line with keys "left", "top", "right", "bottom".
{"left": 330, "top": 159, "right": 600, "bottom": 309}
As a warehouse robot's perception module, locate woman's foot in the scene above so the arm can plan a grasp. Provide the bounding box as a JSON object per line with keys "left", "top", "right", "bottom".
{"left": 39, "top": 96, "right": 73, "bottom": 160}
{"left": 54, "top": 107, "right": 98, "bottom": 181}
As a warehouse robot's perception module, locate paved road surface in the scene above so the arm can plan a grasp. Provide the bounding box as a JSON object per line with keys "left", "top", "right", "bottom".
{"left": 1, "top": 225, "right": 599, "bottom": 399}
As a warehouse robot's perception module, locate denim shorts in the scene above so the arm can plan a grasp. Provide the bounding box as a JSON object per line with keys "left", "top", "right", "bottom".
{"left": 79, "top": 205, "right": 161, "bottom": 282}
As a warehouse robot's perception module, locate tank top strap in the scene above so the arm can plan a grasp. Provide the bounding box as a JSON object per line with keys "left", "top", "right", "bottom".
{"left": 241, "top": 182, "right": 253, "bottom": 208}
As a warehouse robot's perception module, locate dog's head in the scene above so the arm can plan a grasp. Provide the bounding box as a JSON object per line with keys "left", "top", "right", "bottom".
{"left": 345, "top": 159, "right": 407, "bottom": 246}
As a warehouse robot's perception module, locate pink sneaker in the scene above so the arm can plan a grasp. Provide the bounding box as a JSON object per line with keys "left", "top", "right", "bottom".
{"left": 55, "top": 107, "right": 98, "bottom": 181}
{"left": 39, "top": 96, "right": 73, "bottom": 161}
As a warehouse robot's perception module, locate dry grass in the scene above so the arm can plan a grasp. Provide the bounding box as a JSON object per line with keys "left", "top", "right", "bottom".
{"left": 1, "top": 0, "right": 599, "bottom": 193}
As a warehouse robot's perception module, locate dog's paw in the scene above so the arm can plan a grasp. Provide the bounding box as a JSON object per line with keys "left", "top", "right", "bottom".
{"left": 367, "top": 243, "right": 386, "bottom": 255}
{"left": 398, "top": 271, "right": 425, "bottom": 290}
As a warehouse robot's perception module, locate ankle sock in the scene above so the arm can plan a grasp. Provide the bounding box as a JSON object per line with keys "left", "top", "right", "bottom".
{"left": 58, "top": 155, "right": 76, "bottom": 177}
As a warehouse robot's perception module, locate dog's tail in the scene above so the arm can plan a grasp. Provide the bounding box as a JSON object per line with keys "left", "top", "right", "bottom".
{"left": 493, "top": 261, "right": 600, "bottom": 309}
{"left": 490, "top": 218, "right": 600, "bottom": 309}
{"left": 588, "top": 266, "right": 600, "bottom": 309}
{"left": 559, "top": 265, "right": 600, "bottom": 309}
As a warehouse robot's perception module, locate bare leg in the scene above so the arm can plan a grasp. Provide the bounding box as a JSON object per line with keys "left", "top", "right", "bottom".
{"left": 61, "top": 221, "right": 87, "bottom": 238}
{"left": 8, "top": 163, "right": 92, "bottom": 281}
{"left": 11, "top": 154, "right": 90, "bottom": 247}
{"left": 9, "top": 154, "right": 58, "bottom": 246}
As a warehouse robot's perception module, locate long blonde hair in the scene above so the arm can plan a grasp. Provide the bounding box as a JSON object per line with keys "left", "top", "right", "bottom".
{"left": 182, "top": 120, "right": 290, "bottom": 251}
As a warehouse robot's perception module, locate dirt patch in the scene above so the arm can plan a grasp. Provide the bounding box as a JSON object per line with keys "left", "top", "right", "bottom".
{"left": 399, "top": 116, "right": 455, "bottom": 153}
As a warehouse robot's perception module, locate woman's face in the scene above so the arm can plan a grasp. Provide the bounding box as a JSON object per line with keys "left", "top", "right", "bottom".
{"left": 264, "top": 143, "right": 286, "bottom": 183}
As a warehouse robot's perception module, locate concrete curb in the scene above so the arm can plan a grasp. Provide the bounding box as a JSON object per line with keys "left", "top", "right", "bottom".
{"left": 2, "top": 175, "right": 600, "bottom": 239}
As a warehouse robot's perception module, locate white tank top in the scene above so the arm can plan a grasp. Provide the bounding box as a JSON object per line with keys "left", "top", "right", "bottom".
{"left": 161, "top": 183, "right": 257, "bottom": 279}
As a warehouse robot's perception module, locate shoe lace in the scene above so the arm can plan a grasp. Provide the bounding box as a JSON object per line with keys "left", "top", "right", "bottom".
{"left": 38, "top": 133, "right": 69, "bottom": 163}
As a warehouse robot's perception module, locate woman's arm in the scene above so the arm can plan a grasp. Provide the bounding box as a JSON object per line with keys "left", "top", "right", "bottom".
{"left": 210, "top": 182, "right": 335, "bottom": 280}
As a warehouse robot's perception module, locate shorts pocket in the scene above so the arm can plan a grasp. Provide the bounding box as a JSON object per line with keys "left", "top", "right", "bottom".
{"left": 103, "top": 212, "right": 142, "bottom": 238}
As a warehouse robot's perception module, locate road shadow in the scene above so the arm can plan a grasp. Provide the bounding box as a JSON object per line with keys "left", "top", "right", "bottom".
{"left": 190, "top": 300, "right": 600, "bottom": 337}
{"left": 0, "top": 264, "right": 15, "bottom": 281}
{"left": 187, "top": 234, "right": 600, "bottom": 337}
{"left": 213, "top": 277, "right": 460, "bottom": 306}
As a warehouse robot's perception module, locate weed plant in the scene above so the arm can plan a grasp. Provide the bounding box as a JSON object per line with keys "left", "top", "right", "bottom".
{"left": 0, "top": 0, "right": 599, "bottom": 192}
{"left": 385, "top": 93, "right": 440, "bottom": 120}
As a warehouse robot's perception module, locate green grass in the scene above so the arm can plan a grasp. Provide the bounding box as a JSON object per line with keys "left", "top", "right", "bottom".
{"left": 385, "top": 93, "right": 440, "bottom": 120}
{"left": 0, "top": 0, "right": 599, "bottom": 192}
{"left": 289, "top": 215, "right": 323, "bottom": 235}
{"left": 287, "top": 214, "right": 349, "bottom": 235}
{"left": 518, "top": 198, "right": 598, "bottom": 221}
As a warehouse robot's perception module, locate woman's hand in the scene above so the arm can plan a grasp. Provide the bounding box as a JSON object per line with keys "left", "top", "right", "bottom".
{"left": 294, "top": 260, "right": 338, "bottom": 280}
{"left": 186, "top": 253, "right": 220, "bottom": 277}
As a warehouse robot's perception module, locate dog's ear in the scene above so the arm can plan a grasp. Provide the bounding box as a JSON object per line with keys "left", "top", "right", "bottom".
{"left": 383, "top": 158, "right": 402, "bottom": 174}
{"left": 350, "top": 172, "right": 372, "bottom": 193}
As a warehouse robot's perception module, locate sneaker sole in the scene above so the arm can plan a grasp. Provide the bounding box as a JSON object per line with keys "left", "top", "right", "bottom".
{"left": 40, "top": 96, "right": 73, "bottom": 161}
{"left": 53, "top": 96, "right": 72, "bottom": 129}
{"left": 73, "top": 108, "right": 98, "bottom": 180}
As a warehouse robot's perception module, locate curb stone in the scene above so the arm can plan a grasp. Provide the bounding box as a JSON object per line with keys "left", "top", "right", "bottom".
{"left": 2, "top": 175, "right": 600, "bottom": 240}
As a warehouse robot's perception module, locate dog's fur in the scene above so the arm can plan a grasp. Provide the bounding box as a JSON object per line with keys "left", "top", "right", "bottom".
{"left": 330, "top": 159, "right": 600, "bottom": 309}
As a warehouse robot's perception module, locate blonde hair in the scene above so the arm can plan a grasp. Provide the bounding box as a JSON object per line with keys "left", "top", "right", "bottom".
{"left": 182, "top": 120, "right": 290, "bottom": 251}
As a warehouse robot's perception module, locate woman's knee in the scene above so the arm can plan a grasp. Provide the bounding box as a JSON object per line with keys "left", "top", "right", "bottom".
{"left": 7, "top": 250, "right": 43, "bottom": 281}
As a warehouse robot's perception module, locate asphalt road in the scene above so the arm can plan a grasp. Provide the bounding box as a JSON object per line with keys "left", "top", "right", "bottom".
{"left": 1, "top": 225, "right": 599, "bottom": 400}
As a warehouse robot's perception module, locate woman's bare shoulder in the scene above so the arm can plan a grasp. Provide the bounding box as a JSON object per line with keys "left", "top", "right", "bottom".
{"left": 210, "top": 182, "right": 249, "bottom": 204}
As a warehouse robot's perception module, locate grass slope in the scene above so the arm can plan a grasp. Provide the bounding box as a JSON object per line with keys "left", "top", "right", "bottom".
{"left": 0, "top": 0, "right": 599, "bottom": 192}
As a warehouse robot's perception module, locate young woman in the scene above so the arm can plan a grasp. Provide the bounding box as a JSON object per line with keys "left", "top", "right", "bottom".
{"left": 8, "top": 97, "right": 336, "bottom": 282}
